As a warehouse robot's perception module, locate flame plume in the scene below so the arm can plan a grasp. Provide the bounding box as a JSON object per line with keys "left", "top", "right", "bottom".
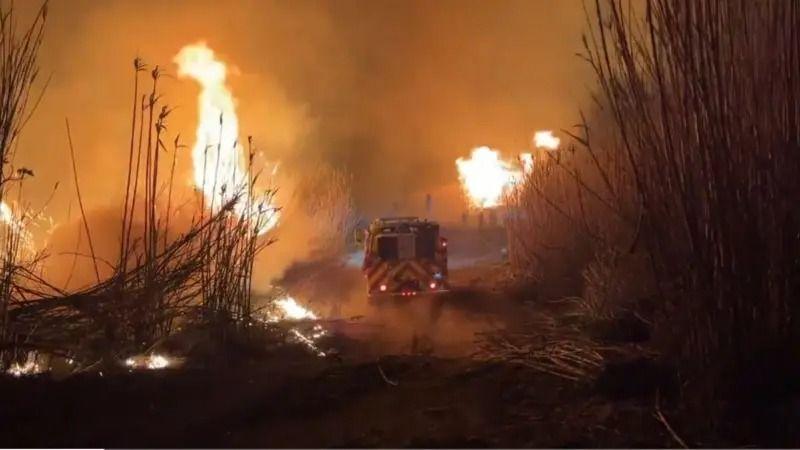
{"left": 456, "top": 146, "right": 523, "bottom": 209}
{"left": 174, "top": 43, "right": 278, "bottom": 233}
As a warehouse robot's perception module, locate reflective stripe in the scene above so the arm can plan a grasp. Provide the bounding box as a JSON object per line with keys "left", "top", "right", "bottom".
{"left": 367, "top": 262, "right": 391, "bottom": 291}
{"left": 367, "top": 259, "right": 446, "bottom": 292}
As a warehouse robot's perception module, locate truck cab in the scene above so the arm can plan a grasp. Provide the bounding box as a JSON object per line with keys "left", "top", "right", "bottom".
{"left": 359, "top": 217, "right": 448, "bottom": 297}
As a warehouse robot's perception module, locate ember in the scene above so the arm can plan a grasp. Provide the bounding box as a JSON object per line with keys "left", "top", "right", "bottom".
{"left": 288, "top": 326, "right": 328, "bottom": 357}
{"left": 123, "top": 353, "right": 180, "bottom": 370}
{"left": 5, "top": 353, "right": 45, "bottom": 377}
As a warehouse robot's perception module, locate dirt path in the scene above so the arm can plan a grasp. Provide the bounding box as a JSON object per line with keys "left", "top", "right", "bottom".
{"left": 0, "top": 254, "right": 676, "bottom": 447}
{"left": 0, "top": 351, "right": 672, "bottom": 447}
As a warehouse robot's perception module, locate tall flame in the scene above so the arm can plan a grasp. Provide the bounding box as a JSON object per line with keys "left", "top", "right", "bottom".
{"left": 174, "top": 43, "right": 278, "bottom": 233}
{"left": 456, "top": 146, "right": 523, "bottom": 209}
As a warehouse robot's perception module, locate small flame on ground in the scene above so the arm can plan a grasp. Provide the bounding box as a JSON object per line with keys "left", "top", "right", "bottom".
{"left": 260, "top": 295, "right": 328, "bottom": 357}
{"left": 124, "top": 353, "right": 173, "bottom": 370}
{"left": 534, "top": 130, "right": 560, "bottom": 150}
{"left": 146, "top": 354, "right": 169, "bottom": 369}
{"left": 175, "top": 43, "right": 279, "bottom": 234}
{"left": 5, "top": 353, "right": 45, "bottom": 377}
{"left": 274, "top": 297, "right": 318, "bottom": 321}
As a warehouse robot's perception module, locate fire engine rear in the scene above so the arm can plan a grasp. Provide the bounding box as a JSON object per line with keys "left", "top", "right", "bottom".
{"left": 358, "top": 217, "right": 448, "bottom": 297}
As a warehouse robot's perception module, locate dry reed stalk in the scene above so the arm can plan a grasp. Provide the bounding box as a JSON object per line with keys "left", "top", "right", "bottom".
{"left": 64, "top": 119, "right": 100, "bottom": 284}
{"left": 583, "top": 0, "right": 800, "bottom": 374}
{"left": 475, "top": 308, "right": 610, "bottom": 382}
{"left": 507, "top": 0, "right": 799, "bottom": 385}
{"left": 119, "top": 57, "right": 146, "bottom": 272}
{"left": 0, "top": 1, "right": 47, "bottom": 366}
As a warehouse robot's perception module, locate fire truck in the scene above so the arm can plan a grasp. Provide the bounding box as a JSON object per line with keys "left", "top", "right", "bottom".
{"left": 358, "top": 217, "right": 448, "bottom": 297}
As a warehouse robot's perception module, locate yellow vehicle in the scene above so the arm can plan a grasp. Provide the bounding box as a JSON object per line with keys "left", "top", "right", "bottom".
{"left": 359, "top": 217, "right": 448, "bottom": 297}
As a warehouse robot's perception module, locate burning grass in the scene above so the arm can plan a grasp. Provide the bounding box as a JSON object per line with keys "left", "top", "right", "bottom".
{"left": 0, "top": 37, "right": 296, "bottom": 374}
{"left": 0, "top": 38, "right": 341, "bottom": 377}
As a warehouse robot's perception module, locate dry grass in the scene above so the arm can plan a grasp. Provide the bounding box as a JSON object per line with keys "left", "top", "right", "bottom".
{"left": 504, "top": 106, "right": 643, "bottom": 312}
{"left": 505, "top": 0, "right": 800, "bottom": 415}
{"left": 583, "top": 0, "right": 800, "bottom": 375}
{"left": 475, "top": 307, "right": 612, "bottom": 382}
{"left": 0, "top": 1, "right": 47, "bottom": 367}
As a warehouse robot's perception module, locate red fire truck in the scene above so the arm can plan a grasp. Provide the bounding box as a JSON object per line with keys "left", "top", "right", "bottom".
{"left": 359, "top": 217, "right": 448, "bottom": 297}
